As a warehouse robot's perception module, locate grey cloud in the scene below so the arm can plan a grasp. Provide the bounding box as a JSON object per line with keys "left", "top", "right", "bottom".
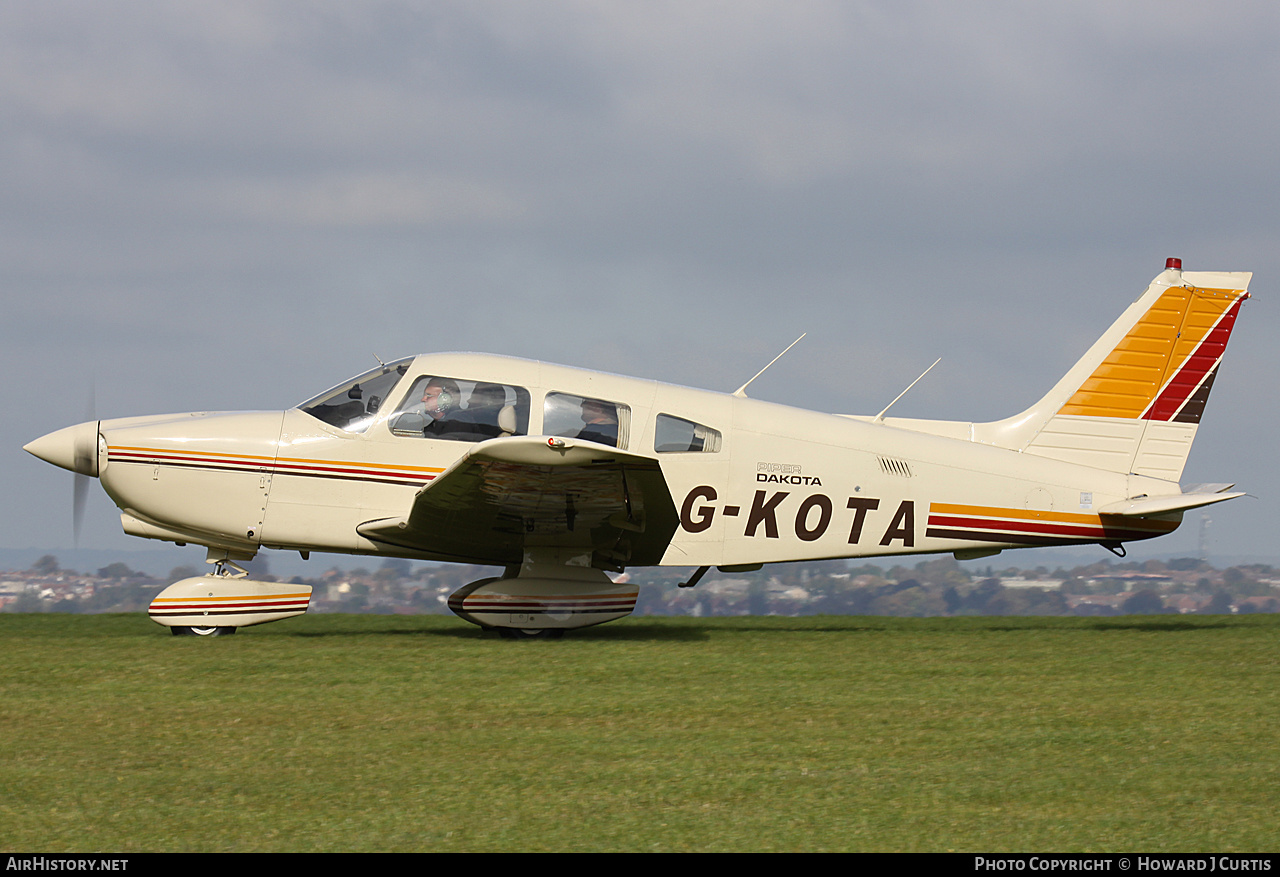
{"left": 3, "top": 1, "right": 1277, "bottom": 558}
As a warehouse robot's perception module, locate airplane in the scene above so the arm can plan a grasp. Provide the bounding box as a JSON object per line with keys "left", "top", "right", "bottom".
{"left": 24, "top": 258, "right": 1251, "bottom": 638}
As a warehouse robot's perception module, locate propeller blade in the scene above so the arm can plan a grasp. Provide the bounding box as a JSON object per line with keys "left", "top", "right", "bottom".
{"left": 73, "top": 383, "right": 96, "bottom": 546}
{"left": 73, "top": 473, "right": 88, "bottom": 547}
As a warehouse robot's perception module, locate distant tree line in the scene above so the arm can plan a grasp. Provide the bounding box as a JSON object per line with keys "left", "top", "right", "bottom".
{"left": 8, "top": 554, "right": 1279, "bottom": 617}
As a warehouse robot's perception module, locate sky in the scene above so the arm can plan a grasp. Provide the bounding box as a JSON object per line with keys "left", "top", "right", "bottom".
{"left": 4, "top": 1, "right": 1278, "bottom": 565}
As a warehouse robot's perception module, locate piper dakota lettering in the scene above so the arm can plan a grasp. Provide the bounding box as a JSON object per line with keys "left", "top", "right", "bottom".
{"left": 756, "top": 461, "right": 822, "bottom": 485}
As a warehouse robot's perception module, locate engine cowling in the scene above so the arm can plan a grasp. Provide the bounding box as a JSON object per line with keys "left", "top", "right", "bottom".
{"left": 149, "top": 576, "right": 312, "bottom": 630}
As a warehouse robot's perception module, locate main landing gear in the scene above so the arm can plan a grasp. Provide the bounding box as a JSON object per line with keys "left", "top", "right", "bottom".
{"left": 171, "top": 625, "right": 237, "bottom": 637}
{"left": 498, "top": 628, "right": 566, "bottom": 640}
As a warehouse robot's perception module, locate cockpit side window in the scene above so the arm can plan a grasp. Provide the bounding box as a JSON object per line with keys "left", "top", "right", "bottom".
{"left": 655, "top": 414, "right": 721, "bottom": 453}
{"left": 298, "top": 359, "right": 413, "bottom": 434}
{"left": 388, "top": 376, "right": 530, "bottom": 442}
{"left": 544, "top": 393, "right": 629, "bottom": 449}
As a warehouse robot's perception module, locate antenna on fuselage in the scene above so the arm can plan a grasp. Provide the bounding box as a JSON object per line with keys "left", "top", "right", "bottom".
{"left": 372, "top": 353, "right": 406, "bottom": 375}
{"left": 873, "top": 357, "right": 941, "bottom": 423}
{"left": 733, "top": 333, "right": 806, "bottom": 398}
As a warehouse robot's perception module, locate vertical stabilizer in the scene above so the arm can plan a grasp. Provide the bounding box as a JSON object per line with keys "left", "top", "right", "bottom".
{"left": 976, "top": 261, "right": 1251, "bottom": 481}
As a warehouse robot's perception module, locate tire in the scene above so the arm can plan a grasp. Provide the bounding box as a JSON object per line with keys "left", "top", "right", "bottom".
{"left": 498, "top": 628, "right": 565, "bottom": 640}
{"left": 170, "top": 625, "right": 236, "bottom": 637}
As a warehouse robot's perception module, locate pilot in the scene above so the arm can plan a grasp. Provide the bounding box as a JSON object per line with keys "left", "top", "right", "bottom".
{"left": 420, "top": 377, "right": 468, "bottom": 439}
{"left": 576, "top": 398, "right": 619, "bottom": 447}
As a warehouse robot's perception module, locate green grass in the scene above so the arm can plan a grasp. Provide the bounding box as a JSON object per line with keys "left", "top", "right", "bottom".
{"left": 1, "top": 613, "right": 1278, "bottom": 851}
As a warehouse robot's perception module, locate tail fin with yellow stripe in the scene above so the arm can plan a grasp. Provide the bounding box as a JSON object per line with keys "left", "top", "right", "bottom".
{"left": 984, "top": 259, "right": 1250, "bottom": 481}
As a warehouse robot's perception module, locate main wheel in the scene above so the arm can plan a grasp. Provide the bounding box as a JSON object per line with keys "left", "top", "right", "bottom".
{"left": 170, "top": 625, "right": 236, "bottom": 637}
{"left": 498, "top": 628, "right": 565, "bottom": 640}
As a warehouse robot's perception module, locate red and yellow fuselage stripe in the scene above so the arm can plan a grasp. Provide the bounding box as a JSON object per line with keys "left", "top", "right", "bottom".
{"left": 108, "top": 445, "right": 445, "bottom": 487}
{"left": 926, "top": 502, "right": 1178, "bottom": 546}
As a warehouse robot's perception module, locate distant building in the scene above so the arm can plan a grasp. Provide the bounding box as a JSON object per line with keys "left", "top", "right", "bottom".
{"left": 999, "top": 577, "right": 1064, "bottom": 590}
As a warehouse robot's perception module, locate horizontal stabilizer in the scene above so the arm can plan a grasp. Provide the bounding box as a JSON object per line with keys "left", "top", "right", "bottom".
{"left": 1096, "top": 491, "right": 1244, "bottom": 517}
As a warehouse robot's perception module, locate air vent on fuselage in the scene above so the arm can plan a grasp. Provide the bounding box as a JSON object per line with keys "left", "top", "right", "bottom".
{"left": 878, "top": 456, "right": 913, "bottom": 477}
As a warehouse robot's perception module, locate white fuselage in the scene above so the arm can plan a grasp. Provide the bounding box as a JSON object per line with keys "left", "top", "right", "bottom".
{"left": 93, "top": 352, "right": 1181, "bottom": 568}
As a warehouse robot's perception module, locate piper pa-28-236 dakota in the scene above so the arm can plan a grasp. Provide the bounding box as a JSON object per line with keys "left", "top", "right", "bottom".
{"left": 25, "top": 259, "right": 1251, "bottom": 638}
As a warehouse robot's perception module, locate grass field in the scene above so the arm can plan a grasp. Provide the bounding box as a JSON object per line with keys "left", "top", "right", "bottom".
{"left": 2, "top": 612, "right": 1278, "bottom": 852}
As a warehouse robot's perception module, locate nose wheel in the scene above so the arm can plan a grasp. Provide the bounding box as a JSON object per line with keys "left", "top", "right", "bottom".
{"left": 164, "top": 557, "right": 246, "bottom": 637}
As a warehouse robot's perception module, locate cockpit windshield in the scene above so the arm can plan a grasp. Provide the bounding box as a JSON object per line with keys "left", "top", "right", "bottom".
{"left": 298, "top": 357, "right": 414, "bottom": 433}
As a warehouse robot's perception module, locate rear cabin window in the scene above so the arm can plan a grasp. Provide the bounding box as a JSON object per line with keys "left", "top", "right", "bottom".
{"left": 544, "top": 393, "right": 629, "bottom": 449}
{"left": 388, "top": 376, "right": 530, "bottom": 442}
{"left": 655, "top": 414, "right": 721, "bottom": 453}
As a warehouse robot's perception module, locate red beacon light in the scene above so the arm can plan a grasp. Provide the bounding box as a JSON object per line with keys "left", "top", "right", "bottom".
{"left": 1166, "top": 257, "right": 1182, "bottom": 271}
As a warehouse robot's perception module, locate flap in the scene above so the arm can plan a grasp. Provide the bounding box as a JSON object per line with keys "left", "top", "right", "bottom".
{"left": 357, "top": 435, "right": 679, "bottom": 568}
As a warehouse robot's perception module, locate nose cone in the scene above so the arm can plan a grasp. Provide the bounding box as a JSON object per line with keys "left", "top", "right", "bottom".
{"left": 24, "top": 421, "right": 100, "bottom": 477}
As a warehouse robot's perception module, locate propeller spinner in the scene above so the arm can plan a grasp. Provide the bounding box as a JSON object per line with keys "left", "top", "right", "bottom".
{"left": 24, "top": 419, "right": 101, "bottom": 545}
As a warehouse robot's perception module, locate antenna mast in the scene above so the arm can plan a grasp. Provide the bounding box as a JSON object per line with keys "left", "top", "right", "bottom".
{"left": 873, "top": 358, "right": 942, "bottom": 422}
{"left": 733, "top": 334, "right": 806, "bottom": 398}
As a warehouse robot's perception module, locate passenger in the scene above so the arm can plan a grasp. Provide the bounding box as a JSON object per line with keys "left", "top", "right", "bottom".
{"left": 576, "top": 399, "right": 619, "bottom": 447}
{"left": 461, "top": 383, "right": 507, "bottom": 439}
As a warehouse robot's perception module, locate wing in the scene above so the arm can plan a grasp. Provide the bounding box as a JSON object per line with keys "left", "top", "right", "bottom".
{"left": 357, "top": 435, "right": 679, "bottom": 568}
